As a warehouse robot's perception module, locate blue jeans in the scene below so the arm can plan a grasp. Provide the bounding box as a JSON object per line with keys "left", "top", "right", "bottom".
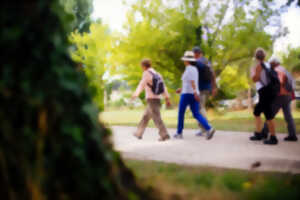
{"left": 177, "top": 94, "right": 211, "bottom": 134}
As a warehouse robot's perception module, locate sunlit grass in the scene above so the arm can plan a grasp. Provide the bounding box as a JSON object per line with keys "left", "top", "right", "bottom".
{"left": 101, "top": 108, "right": 300, "bottom": 133}
{"left": 125, "top": 159, "right": 300, "bottom": 200}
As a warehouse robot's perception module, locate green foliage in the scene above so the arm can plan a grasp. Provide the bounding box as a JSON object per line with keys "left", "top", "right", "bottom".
{"left": 60, "top": 0, "right": 93, "bottom": 32}
{"left": 222, "top": 172, "right": 248, "bottom": 192}
{"left": 282, "top": 46, "right": 300, "bottom": 72}
{"left": 0, "top": 1, "right": 155, "bottom": 199}
{"left": 69, "top": 22, "right": 112, "bottom": 111}
{"left": 219, "top": 65, "right": 249, "bottom": 99}
{"left": 111, "top": 0, "right": 198, "bottom": 94}
{"left": 127, "top": 159, "right": 300, "bottom": 200}
{"left": 111, "top": 0, "right": 275, "bottom": 100}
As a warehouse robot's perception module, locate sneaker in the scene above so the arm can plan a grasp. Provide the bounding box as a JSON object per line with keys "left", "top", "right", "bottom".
{"left": 206, "top": 128, "right": 215, "bottom": 140}
{"left": 284, "top": 136, "right": 298, "bottom": 142}
{"left": 250, "top": 132, "right": 263, "bottom": 141}
{"left": 159, "top": 134, "right": 170, "bottom": 142}
{"left": 264, "top": 136, "right": 278, "bottom": 145}
{"left": 173, "top": 133, "right": 183, "bottom": 139}
{"left": 195, "top": 131, "right": 205, "bottom": 136}
{"left": 133, "top": 133, "right": 142, "bottom": 140}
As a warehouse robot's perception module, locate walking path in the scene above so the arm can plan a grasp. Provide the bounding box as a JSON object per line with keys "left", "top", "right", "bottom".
{"left": 111, "top": 126, "right": 300, "bottom": 173}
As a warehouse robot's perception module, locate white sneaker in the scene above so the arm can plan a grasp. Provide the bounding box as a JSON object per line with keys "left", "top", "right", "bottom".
{"left": 195, "top": 131, "right": 205, "bottom": 136}
{"left": 206, "top": 128, "right": 215, "bottom": 140}
{"left": 173, "top": 133, "right": 183, "bottom": 139}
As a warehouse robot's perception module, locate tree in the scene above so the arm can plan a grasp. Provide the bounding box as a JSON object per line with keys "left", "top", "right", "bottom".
{"left": 218, "top": 65, "right": 250, "bottom": 99}
{"left": 0, "top": 1, "right": 156, "bottom": 199}
{"left": 69, "top": 22, "right": 112, "bottom": 110}
{"left": 112, "top": 0, "right": 276, "bottom": 103}
{"left": 60, "top": 0, "right": 93, "bottom": 32}
{"left": 111, "top": 0, "right": 200, "bottom": 99}
{"left": 282, "top": 47, "right": 300, "bottom": 73}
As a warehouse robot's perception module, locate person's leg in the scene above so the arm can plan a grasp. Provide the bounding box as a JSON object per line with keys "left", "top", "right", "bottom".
{"left": 251, "top": 90, "right": 265, "bottom": 140}
{"left": 263, "top": 96, "right": 278, "bottom": 145}
{"left": 281, "top": 96, "right": 297, "bottom": 140}
{"left": 267, "top": 120, "right": 276, "bottom": 136}
{"left": 262, "top": 96, "right": 282, "bottom": 138}
{"left": 176, "top": 94, "right": 189, "bottom": 134}
{"left": 148, "top": 99, "right": 170, "bottom": 140}
{"left": 263, "top": 119, "right": 278, "bottom": 145}
{"left": 255, "top": 116, "right": 263, "bottom": 133}
{"left": 197, "top": 90, "right": 208, "bottom": 135}
{"left": 189, "top": 97, "right": 211, "bottom": 131}
{"left": 134, "top": 104, "right": 151, "bottom": 139}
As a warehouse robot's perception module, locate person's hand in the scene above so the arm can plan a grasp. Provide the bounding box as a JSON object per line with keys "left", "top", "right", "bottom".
{"left": 166, "top": 98, "right": 172, "bottom": 108}
{"left": 176, "top": 88, "right": 182, "bottom": 94}
{"left": 131, "top": 95, "right": 137, "bottom": 101}
{"left": 194, "top": 92, "right": 200, "bottom": 102}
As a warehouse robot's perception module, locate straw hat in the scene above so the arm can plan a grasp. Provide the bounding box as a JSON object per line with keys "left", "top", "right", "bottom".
{"left": 181, "top": 51, "right": 196, "bottom": 62}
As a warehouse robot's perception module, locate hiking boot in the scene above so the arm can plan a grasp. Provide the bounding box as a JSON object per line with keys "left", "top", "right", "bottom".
{"left": 250, "top": 132, "right": 263, "bottom": 141}
{"left": 264, "top": 136, "right": 278, "bottom": 145}
{"left": 173, "top": 133, "right": 183, "bottom": 139}
{"left": 284, "top": 136, "right": 298, "bottom": 142}
{"left": 159, "top": 134, "right": 170, "bottom": 142}
{"left": 206, "top": 128, "right": 215, "bottom": 140}
{"left": 195, "top": 130, "right": 205, "bottom": 136}
{"left": 133, "top": 133, "right": 142, "bottom": 140}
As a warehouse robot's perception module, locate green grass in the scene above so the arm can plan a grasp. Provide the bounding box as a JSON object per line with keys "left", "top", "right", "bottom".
{"left": 125, "top": 159, "right": 300, "bottom": 200}
{"left": 101, "top": 108, "right": 300, "bottom": 133}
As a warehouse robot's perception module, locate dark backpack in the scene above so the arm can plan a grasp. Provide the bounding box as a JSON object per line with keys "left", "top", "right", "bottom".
{"left": 261, "top": 62, "right": 280, "bottom": 98}
{"left": 147, "top": 70, "right": 165, "bottom": 95}
{"left": 196, "top": 61, "right": 212, "bottom": 83}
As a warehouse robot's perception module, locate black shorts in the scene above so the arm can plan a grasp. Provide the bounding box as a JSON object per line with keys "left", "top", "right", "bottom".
{"left": 253, "top": 87, "right": 275, "bottom": 120}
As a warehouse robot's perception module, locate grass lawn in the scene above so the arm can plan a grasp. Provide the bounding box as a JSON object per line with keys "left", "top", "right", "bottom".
{"left": 125, "top": 159, "right": 300, "bottom": 200}
{"left": 101, "top": 108, "right": 300, "bottom": 133}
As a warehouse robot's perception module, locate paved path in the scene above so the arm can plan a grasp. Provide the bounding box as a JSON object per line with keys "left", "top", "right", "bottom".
{"left": 111, "top": 126, "right": 300, "bottom": 173}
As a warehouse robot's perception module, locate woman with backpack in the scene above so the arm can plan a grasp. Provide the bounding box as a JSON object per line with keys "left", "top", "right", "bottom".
{"left": 250, "top": 48, "right": 278, "bottom": 145}
{"left": 131, "top": 59, "right": 171, "bottom": 141}
{"left": 173, "top": 51, "right": 215, "bottom": 139}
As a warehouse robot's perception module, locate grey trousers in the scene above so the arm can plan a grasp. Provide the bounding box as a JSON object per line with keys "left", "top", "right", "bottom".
{"left": 273, "top": 95, "right": 296, "bottom": 137}
{"left": 199, "top": 90, "right": 210, "bottom": 132}
{"left": 135, "top": 99, "right": 169, "bottom": 138}
{"left": 264, "top": 95, "right": 296, "bottom": 137}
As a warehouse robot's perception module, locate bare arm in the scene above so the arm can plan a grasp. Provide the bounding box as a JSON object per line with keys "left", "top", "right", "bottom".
{"left": 132, "top": 73, "right": 147, "bottom": 99}
{"left": 191, "top": 80, "right": 198, "bottom": 93}
{"left": 252, "top": 64, "right": 262, "bottom": 82}
{"left": 191, "top": 80, "right": 200, "bottom": 102}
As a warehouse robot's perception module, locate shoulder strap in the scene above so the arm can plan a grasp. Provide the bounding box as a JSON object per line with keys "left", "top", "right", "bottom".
{"left": 259, "top": 62, "right": 268, "bottom": 86}
{"left": 147, "top": 70, "right": 155, "bottom": 76}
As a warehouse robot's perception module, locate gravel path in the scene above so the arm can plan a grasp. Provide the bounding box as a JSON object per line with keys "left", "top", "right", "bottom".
{"left": 111, "top": 126, "right": 300, "bottom": 173}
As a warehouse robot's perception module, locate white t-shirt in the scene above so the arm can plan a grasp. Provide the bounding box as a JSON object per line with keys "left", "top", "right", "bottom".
{"left": 181, "top": 65, "right": 200, "bottom": 94}
{"left": 251, "top": 62, "right": 269, "bottom": 91}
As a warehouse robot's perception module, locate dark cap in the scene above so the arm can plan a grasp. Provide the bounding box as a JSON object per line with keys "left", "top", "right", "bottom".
{"left": 192, "top": 46, "right": 203, "bottom": 54}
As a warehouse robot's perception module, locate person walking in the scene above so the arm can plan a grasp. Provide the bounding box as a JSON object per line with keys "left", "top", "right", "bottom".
{"left": 174, "top": 51, "right": 215, "bottom": 140}
{"left": 192, "top": 47, "right": 217, "bottom": 136}
{"left": 131, "top": 59, "right": 171, "bottom": 141}
{"left": 250, "top": 48, "right": 278, "bottom": 145}
{"left": 261, "top": 57, "right": 298, "bottom": 141}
